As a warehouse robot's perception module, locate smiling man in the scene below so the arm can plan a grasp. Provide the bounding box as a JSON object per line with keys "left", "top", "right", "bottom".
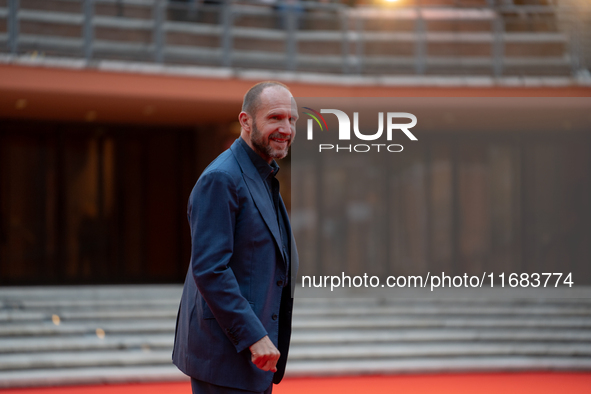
{"left": 173, "top": 81, "right": 299, "bottom": 394}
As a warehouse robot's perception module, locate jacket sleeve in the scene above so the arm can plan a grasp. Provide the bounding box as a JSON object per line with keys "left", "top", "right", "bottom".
{"left": 188, "top": 170, "right": 268, "bottom": 353}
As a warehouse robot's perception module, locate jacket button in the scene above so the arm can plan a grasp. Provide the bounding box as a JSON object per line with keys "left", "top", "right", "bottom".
{"left": 272, "top": 313, "right": 278, "bottom": 321}
{"left": 277, "top": 280, "right": 283, "bottom": 287}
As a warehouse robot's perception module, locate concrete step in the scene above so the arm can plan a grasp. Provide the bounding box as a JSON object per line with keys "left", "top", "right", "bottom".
{"left": 2, "top": 316, "right": 590, "bottom": 338}
{"left": 287, "top": 343, "right": 591, "bottom": 360}
{"left": 295, "top": 305, "right": 591, "bottom": 317}
{"left": 0, "top": 350, "right": 173, "bottom": 371}
{"left": 0, "top": 334, "right": 173, "bottom": 353}
{"left": 2, "top": 304, "right": 590, "bottom": 323}
{"left": 285, "top": 357, "right": 591, "bottom": 376}
{"left": 291, "top": 329, "right": 591, "bottom": 344}
{"left": 6, "top": 299, "right": 179, "bottom": 309}
{"left": 292, "top": 317, "right": 591, "bottom": 330}
{"left": 0, "top": 365, "right": 186, "bottom": 388}
{"left": 0, "top": 309, "right": 178, "bottom": 322}
{"left": 0, "top": 285, "right": 181, "bottom": 298}
{"left": 0, "top": 321, "right": 175, "bottom": 337}
{"left": 2, "top": 329, "right": 590, "bottom": 354}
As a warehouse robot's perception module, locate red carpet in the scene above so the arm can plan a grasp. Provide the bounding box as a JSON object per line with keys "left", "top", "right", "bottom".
{"left": 2, "top": 373, "right": 590, "bottom": 394}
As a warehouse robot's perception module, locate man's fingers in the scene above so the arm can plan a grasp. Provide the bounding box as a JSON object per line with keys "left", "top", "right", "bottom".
{"left": 261, "top": 358, "right": 278, "bottom": 372}
{"left": 249, "top": 335, "right": 280, "bottom": 372}
{"left": 252, "top": 354, "right": 268, "bottom": 368}
{"left": 252, "top": 353, "right": 269, "bottom": 367}
{"left": 251, "top": 353, "right": 279, "bottom": 371}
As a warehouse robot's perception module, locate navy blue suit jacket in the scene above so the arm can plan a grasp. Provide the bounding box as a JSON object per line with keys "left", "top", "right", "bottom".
{"left": 172, "top": 138, "right": 298, "bottom": 392}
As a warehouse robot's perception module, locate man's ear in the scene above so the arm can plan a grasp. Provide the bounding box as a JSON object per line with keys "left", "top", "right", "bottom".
{"left": 239, "top": 112, "right": 252, "bottom": 133}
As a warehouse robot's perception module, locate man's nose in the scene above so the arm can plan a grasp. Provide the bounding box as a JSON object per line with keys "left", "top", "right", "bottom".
{"left": 277, "top": 119, "right": 293, "bottom": 134}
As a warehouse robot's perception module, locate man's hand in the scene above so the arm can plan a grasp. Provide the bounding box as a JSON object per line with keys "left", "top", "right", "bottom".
{"left": 249, "top": 335, "right": 280, "bottom": 372}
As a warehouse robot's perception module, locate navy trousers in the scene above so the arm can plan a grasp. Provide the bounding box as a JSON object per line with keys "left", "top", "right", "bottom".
{"left": 191, "top": 378, "right": 273, "bottom": 394}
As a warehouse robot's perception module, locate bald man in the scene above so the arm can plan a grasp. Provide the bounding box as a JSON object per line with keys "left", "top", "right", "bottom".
{"left": 173, "top": 81, "right": 299, "bottom": 394}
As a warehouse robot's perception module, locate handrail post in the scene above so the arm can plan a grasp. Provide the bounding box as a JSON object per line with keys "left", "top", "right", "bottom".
{"left": 568, "top": 5, "right": 582, "bottom": 75}
{"left": 340, "top": 8, "right": 349, "bottom": 74}
{"left": 492, "top": 11, "right": 505, "bottom": 77}
{"left": 8, "top": 0, "right": 19, "bottom": 55}
{"left": 153, "top": 0, "right": 165, "bottom": 63}
{"left": 285, "top": 3, "right": 297, "bottom": 71}
{"left": 355, "top": 13, "right": 365, "bottom": 75}
{"left": 83, "top": 0, "right": 94, "bottom": 62}
{"left": 221, "top": 0, "right": 233, "bottom": 67}
{"left": 414, "top": 6, "right": 426, "bottom": 75}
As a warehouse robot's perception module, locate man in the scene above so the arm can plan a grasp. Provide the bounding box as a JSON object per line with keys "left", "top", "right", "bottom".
{"left": 172, "top": 81, "right": 298, "bottom": 394}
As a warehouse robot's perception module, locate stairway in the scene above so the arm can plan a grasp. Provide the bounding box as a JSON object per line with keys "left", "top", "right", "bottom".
{"left": 0, "top": 285, "right": 590, "bottom": 388}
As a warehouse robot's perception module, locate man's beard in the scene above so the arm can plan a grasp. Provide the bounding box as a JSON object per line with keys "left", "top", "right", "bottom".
{"left": 251, "top": 119, "right": 291, "bottom": 160}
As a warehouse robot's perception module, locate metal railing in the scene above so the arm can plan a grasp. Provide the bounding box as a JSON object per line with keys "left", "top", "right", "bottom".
{"left": 1, "top": 0, "right": 588, "bottom": 76}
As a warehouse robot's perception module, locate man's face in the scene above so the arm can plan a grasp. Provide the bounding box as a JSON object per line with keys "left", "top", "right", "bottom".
{"left": 246, "top": 87, "right": 298, "bottom": 163}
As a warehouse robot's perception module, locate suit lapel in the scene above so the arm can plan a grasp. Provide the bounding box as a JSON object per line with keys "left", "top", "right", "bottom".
{"left": 230, "top": 141, "right": 284, "bottom": 262}
{"left": 279, "top": 195, "right": 299, "bottom": 295}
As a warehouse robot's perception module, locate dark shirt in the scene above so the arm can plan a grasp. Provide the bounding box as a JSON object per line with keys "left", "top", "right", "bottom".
{"left": 238, "top": 137, "right": 290, "bottom": 275}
